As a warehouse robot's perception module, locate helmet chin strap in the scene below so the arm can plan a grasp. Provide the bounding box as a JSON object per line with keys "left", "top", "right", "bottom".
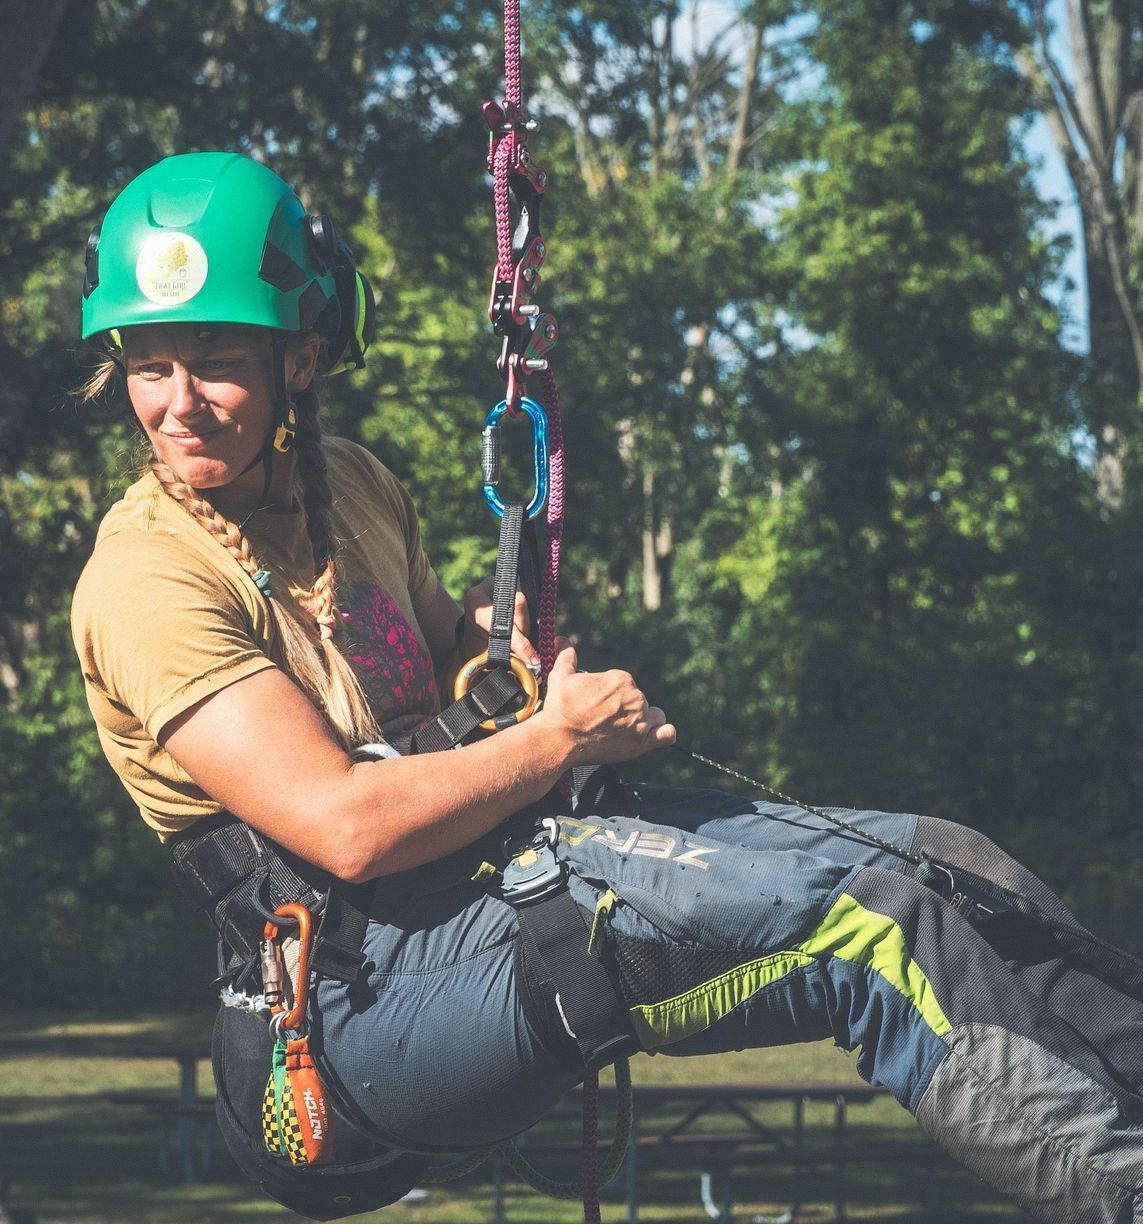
{"left": 237, "top": 332, "right": 295, "bottom": 532}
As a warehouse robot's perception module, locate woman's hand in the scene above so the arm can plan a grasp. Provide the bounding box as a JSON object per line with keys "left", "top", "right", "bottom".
{"left": 461, "top": 577, "right": 540, "bottom": 669}
{"left": 538, "top": 638, "right": 676, "bottom": 765}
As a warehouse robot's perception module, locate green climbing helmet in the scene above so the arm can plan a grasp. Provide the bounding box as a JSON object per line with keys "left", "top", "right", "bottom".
{"left": 81, "top": 151, "right": 374, "bottom": 373}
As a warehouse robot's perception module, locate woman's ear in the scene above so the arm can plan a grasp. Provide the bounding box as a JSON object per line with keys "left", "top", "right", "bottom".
{"left": 286, "top": 332, "right": 322, "bottom": 393}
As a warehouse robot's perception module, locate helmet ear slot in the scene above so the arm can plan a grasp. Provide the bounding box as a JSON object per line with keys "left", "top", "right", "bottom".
{"left": 83, "top": 224, "right": 101, "bottom": 299}
{"left": 305, "top": 213, "right": 338, "bottom": 272}
{"left": 304, "top": 213, "right": 375, "bottom": 372}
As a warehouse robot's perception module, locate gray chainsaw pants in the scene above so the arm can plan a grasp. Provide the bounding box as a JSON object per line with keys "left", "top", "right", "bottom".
{"left": 316, "top": 783, "right": 1143, "bottom": 1223}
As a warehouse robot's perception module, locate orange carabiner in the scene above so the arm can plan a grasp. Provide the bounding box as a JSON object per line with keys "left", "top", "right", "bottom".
{"left": 454, "top": 652, "right": 541, "bottom": 732}
{"left": 263, "top": 903, "right": 314, "bottom": 1034}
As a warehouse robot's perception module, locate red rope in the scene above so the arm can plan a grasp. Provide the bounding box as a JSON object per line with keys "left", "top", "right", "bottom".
{"left": 495, "top": 0, "right": 521, "bottom": 279}
{"left": 504, "top": 0, "right": 521, "bottom": 109}
{"left": 581, "top": 1069, "right": 602, "bottom": 1224}
{"left": 492, "top": 135, "right": 515, "bottom": 280}
{"left": 537, "top": 366, "right": 563, "bottom": 681}
{"left": 491, "top": 14, "right": 595, "bottom": 1217}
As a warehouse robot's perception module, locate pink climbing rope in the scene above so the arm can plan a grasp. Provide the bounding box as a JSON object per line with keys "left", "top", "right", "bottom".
{"left": 489, "top": 0, "right": 564, "bottom": 685}
{"left": 492, "top": 135, "right": 514, "bottom": 281}
{"left": 490, "top": 0, "right": 520, "bottom": 280}
{"left": 490, "top": 7, "right": 599, "bottom": 1221}
{"left": 504, "top": 0, "right": 521, "bottom": 109}
{"left": 537, "top": 367, "right": 564, "bottom": 681}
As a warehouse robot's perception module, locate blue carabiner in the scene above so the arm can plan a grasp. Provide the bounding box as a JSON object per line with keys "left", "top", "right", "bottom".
{"left": 482, "top": 396, "right": 549, "bottom": 519}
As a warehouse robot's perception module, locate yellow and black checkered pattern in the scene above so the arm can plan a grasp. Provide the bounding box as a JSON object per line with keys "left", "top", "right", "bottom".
{"left": 279, "top": 1086, "right": 309, "bottom": 1163}
{"left": 262, "top": 1072, "right": 282, "bottom": 1153}
{"left": 262, "top": 1071, "right": 310, "bottom": 1164}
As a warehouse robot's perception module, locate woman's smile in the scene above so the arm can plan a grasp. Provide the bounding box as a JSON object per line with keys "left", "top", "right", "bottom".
{"left": 162, "top": 423, "right": 227, "bottom": 448}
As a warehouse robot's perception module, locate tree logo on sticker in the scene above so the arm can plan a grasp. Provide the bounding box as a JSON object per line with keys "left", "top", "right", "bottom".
{"left": 135, "top": 232, "right": 208, "bottom": 305}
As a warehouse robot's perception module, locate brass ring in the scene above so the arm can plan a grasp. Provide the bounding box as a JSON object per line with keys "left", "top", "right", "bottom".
{"left": 454, "top": 652, "right": 540, "bottom": 732}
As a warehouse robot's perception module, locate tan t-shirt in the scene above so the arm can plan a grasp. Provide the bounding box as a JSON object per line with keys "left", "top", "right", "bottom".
{"left": 71, "top": 437, "right": 445, "bottom": 839}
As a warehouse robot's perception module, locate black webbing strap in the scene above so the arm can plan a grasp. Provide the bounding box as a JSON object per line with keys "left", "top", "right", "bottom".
{"left": 513, "top": 887, "right": 635, "bottom": 1071}
{"left": 399, "top": 500, "right": 542, "bottom": 754}
{"left": 169, "top": 811, "right": 501, "bottom": 986}
{"left": 310, "top": 881, "right": 377, "bottom": 983}
{"left": 488, "top": 502, "right": 526, "bottom": 668}
{"left": 168, "top": 812, "right": 329, "bottom": 964}
{"left": 409, "top": 667, "right": 522, "bottom": 754}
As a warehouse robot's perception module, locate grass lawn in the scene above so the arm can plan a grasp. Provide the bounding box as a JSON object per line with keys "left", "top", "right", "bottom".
{"left": 0, "top": 1011, "right": 1019, "bottom": 1223}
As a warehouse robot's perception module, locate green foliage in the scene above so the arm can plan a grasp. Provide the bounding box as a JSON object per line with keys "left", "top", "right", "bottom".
{"left": 2, "top": 0, "right": 1141, "bottom": 1007}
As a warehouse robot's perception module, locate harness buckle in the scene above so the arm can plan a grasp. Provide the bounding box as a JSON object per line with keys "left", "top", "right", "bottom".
{"left": 502, "top": 818, "right": 565, "bottom": 905}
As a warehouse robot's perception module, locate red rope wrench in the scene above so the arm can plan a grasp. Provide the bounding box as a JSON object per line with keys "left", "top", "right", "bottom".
{"left": 483, "top": 0, "right": 565, "bottom": 684}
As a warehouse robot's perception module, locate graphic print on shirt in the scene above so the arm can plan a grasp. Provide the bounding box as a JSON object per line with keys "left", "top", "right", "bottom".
{"left": 340, "top": 582, "right": 439, "bottom": 733}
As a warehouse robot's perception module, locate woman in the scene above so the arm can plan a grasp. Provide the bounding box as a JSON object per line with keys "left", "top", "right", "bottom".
{"left": 72, "top": 152, "right": 1143, "bottom": 1222}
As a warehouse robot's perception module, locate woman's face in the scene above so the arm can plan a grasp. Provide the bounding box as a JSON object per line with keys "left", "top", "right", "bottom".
{"left": 123, "top": 323, "right": 314, "bottom": 491}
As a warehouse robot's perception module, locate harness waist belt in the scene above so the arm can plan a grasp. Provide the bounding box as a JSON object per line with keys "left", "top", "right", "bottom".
{"left": 168, "top": 812, "right": 377, "bottom": 983}
{"left": 167, "top": 803, "right": 555, "bottom": 985}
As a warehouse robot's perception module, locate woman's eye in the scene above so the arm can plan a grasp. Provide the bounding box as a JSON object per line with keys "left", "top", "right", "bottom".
{"left": 130, "top": 363, "right": 167, "bottom": 379}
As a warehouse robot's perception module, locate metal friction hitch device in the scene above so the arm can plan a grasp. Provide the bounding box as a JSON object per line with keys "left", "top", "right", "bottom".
{"left": 483, "top": 97, "right": 558, "bottom": 417}
{"left": 501, "top": 816, "right": 565, "bottom": 904}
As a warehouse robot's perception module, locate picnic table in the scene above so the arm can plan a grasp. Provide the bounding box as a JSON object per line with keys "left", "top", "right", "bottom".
{"left": 492, "top": 1078, "right": 934, "bottom": 1224}
{"left": 7, "top": 1032, "right": 212, "bottom": 1184}
{"left": 8, "top": 1027, "right": 941, "bottom": 1219}
{"left": 106, "top": 1040, "right": 213, "bottom": 1183}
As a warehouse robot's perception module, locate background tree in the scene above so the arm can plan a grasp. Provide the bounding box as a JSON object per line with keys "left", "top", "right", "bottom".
{"left": 1018, "top": 0, "right": 1143, "bottom": 505}
{"left": 2, "top": 0, "right": 1140, "bottom": 1006}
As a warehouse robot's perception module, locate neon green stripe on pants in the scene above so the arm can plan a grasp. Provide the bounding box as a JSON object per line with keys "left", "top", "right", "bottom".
{"left": 628, "top": 893, "right": 951, "bottom": 1048}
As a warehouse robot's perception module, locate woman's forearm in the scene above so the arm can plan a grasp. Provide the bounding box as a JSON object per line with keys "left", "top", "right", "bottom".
{"left": 329, "top": 714, "right": 576, "bottom": 882}
{"left": 161, "top": 648, "right": 670, "bottom": 882}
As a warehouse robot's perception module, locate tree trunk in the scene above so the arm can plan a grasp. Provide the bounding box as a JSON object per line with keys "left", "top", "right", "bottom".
{"left": 1085, "top": 211, "right": 1136, "bottom": 505}
{"left": 1019, "top": 0, "right": 1143, "bottom": 506}
{"left": 0, "top": 0, "right": 71, "bottom": 187}
{"left": 643, "top": 468, "right": 661, "bottom": 611}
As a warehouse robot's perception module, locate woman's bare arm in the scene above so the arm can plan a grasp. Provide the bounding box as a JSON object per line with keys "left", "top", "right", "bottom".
{"left": 160, "top": 642, "right": 674, "bottom": 883}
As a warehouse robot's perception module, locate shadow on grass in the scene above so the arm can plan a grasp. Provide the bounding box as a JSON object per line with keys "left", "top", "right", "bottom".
{"left": 0, "top": 1091, "right": 1021, "bottom": 1224}
{"left": 0, "top": 1012, "right": 1023, "bottom": 1223}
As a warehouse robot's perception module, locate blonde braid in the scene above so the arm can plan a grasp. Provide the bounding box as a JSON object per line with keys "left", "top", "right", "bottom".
{"left": 149, "top": 459, "right": 263, "bottom": 577}
{"left": 292, "top": 388, "right": 339, "bottom": 642}
{"left": 149, "top": 452, "right": 380, "bottom": 750}
{"left": 290, "top": 390, "right": 382, "bottom": 745}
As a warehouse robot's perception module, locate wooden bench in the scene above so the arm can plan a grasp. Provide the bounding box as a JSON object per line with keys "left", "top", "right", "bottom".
{"left": 103, "top": 1092, "right": 216, "bottom": 1180}
{"left": 490, "top": 1081, "right": 945, "bottom": 1223}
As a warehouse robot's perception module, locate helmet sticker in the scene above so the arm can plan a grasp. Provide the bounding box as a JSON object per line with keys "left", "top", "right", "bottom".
{"left": 135, "top": 232, "right": 208, "bottom": 305}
